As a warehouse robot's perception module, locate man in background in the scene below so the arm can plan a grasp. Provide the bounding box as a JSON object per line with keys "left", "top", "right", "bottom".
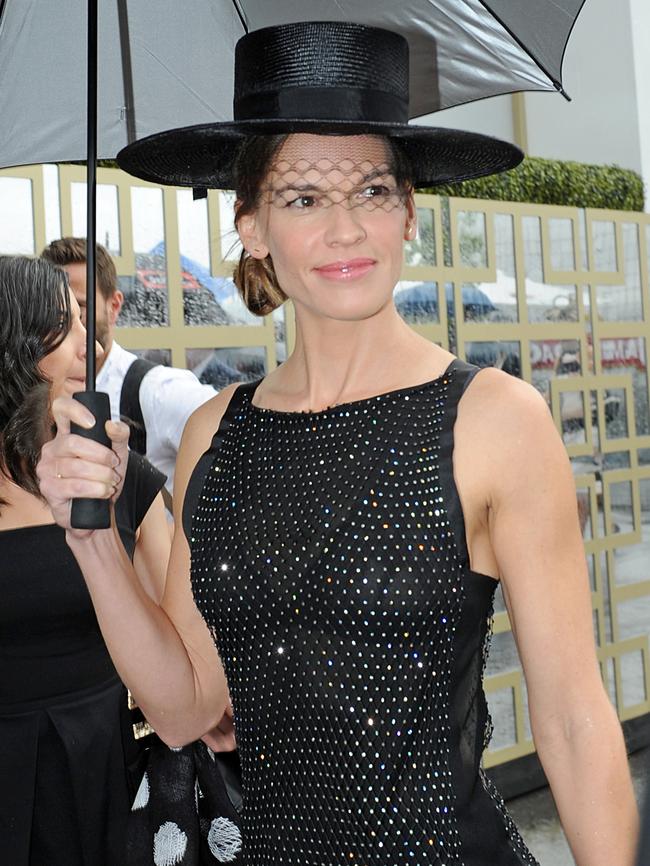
{"left": 41, "top": 238, "right": 215, "bottom": 505}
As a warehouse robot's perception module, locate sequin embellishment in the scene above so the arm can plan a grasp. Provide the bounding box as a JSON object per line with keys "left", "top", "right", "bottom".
{"left": 189, "top": 366, "right": 539, "bottom": 865}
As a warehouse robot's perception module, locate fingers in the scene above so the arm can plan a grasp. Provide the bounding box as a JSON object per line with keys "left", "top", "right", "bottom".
{"left": 38, "top": 438, "right": 123, "bottom": 503}
{"left": 201, "top": 728, "right": 237, "bottom": 753}
{"left": 37, "top": 413, "right": 129, "bottom": 509}
{"left": 51, "top": 455, "right": 122, "bottom": 489}
{"left": 105, "top": 419, "right": 131, "bottom": 466}
{"left": 50, "top": 397, "right": 130, "bottom": 454}
{"left": 106, "top": 419, "right": 130, "bottom": 446}
{"left": 200, "top": 704, "right": 237, "bottom": 752}
{"left": 41, "top": 432, "right": 119, "bottom": 471}
{"left": 51, "top": 395, "right": 95, "bottom": 437}
{"left": 40, "top": 473, "right": 118, "bottom": 502}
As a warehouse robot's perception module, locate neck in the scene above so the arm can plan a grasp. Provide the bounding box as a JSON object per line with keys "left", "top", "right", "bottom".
{"left": 0, "top": 472, "right": 52, "bottom": 529}
{"left": 273, "top": 301, "right": 448, "bottom": 411}
{"left": 97, "top": 336, "right": 114, "bottom": 373}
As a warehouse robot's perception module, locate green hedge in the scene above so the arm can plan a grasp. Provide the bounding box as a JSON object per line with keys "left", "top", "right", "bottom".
{"left": 420, "top": 156, "right": 645, "bottom": 212}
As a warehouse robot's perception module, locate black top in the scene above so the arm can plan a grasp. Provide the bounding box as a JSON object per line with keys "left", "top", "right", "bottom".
{"left": 0, "top": 452, "right": 165, "bottom": 866}
{"left": 185, "top": 359, "right": 539, "bottom": 866}
{"left": 0, "top": 452, "right": 164, "bottom": 707}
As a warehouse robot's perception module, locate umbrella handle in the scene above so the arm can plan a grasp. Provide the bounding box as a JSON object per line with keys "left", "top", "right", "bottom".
{"left": 70, "top": 391, "right": 112, "bottom": 530}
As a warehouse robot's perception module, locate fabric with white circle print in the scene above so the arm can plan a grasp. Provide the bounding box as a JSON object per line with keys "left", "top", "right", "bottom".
{"left": 125, "top": 740, "right": 242, "bottom": 864}
{"left": 132, "top": 771, "right": 150, "bottom": 810}
{"left": 153, "top": 821, "right": 188, "bottom": 866}
{"left": 207, "top": 817, "right": 242, "bottom": 862}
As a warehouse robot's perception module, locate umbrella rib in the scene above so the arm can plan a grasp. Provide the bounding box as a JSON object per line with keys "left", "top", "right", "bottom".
{"left": 117, "top": 0, "right": 137, "bottom": 143}
{"left": 230, "top": 0, "right": 249, "bottom": 33}
{"left": 478, "top": 0, "right": 568, "bottom": 96}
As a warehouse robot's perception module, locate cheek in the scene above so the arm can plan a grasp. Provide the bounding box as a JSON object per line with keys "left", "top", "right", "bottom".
{"left": 39, "top": 344, "right": 71, "bottom": 384}
{"left": 268, "top": 224, "right": 314, "bottom": 272}
{"left": 38, "top": 353, "right": 57, "bottom": 382}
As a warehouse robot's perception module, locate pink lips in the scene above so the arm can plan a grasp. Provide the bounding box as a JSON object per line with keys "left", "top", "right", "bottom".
{"left": 314, "top": 258, "right": 376, "bottom": 281}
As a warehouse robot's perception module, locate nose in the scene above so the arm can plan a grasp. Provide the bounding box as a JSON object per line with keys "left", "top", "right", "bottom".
{"left": 75, "top": 316, "right": 87, "bottom": 360}
{"left": 322, "top": 201, "right": 367, "bottom": 247}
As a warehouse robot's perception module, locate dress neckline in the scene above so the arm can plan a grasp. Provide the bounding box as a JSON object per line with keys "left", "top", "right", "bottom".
{"left": 0, "top": 521, "right": 59, "bottom": 534}
{"left": 249, "top": 358, "right": 459, "bottom": 418}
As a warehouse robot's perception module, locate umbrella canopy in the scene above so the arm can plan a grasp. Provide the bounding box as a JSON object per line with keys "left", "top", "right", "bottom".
{"left": 0, "top": 0, "right": 587, "bottom": 169}
{"left": 0, "top": 1, "right": 587, "bottom": 526}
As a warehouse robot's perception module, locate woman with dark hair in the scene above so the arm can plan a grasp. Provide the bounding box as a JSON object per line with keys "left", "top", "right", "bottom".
{"left": 38, "top": 21, "right": 637, "bottom": 866}
{"left": 0, "top": 255, "right": 170, "bottom": 866}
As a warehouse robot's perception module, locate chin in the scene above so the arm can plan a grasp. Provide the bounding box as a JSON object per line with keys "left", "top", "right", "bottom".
{"left": 320, "top": 296, "right": 392, "bottom": 323}
{"left": 65, "top": 379, "right": 86, "bottom": 396}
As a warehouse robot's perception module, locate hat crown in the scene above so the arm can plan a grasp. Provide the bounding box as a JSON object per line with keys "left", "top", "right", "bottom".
{"left": 117, "top": 19, "right": 523, "bottom": 191}
{"left": 234, "top": 21, "right": 410, "bottom": 122}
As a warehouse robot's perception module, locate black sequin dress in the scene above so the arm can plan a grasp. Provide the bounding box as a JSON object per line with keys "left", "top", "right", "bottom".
{"left": 184, "top": 359, "right": 540, "bottom": 866}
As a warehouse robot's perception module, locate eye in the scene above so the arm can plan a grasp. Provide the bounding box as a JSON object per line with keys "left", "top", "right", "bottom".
{"left": 285, "top": 194, "right": 319, "bottom": 210}
{"left": 362, "top": 184, "right": 391, "bottom": 198}
{"left": 355, "top": 183, "right": 400, "bottom": 208}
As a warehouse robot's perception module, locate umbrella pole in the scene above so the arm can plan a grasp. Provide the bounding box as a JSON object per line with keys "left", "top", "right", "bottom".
{"left": 70, "top": 0, "right": 111, "bottom": 530}
{"left": 85, "top": 0, "right": 98, "bottom": 388}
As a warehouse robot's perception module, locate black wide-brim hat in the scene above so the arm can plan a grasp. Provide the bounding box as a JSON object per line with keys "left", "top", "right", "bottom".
{"left": 117, "top": 21, "right": 523, "bottom": 190}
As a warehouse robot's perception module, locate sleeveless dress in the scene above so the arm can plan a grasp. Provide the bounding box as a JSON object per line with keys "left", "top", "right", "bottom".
{"left": 184, "top": 359, "right": 540, "bottom": 866}
{"left": 0, "top": 452, "right": 165, "bottom": 866}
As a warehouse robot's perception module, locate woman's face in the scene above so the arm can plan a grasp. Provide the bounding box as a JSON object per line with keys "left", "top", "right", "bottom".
{"left": 239, "top": 134, "right": 415, "bottom": 322}
{"left": 38, "top": 288, "right": 87, "bottom": 399}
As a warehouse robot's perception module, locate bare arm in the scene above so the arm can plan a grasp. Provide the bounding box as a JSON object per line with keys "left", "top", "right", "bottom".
{"left": 37, "top": 385, "right": 239, "bottom": 746}
{"left": 457, "top": 369, "right": 638, "bottom": 866}
{"left": 133, "top": 491, "right": 170, "bottom": 603}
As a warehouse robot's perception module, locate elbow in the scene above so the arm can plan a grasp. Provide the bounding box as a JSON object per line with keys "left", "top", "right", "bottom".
{"left": 531, "top": 695, "right": 623, "bottom": 760}
{"left": 148, "top": 716, "right": 206, "bottom": 749}
{"left": 154, "top": 728, "right": 197, "bottom": 750}
{"left": 143, "top": 703, "right": 227, "bottom": 750}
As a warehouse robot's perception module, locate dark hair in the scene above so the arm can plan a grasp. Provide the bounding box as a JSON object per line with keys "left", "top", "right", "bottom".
{"left": 232, "top": 134, "right": 414, "bottom": 316}
{"left": 41, "top": 237, "right": 118, "bottom": 301}
{"left": 0, "top": 256, "right": 72, "bottom": 505}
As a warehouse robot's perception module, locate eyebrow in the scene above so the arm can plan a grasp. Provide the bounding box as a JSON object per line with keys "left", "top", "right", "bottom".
{"left": 267, "top": 167, "right": 396, "bottom": 197}
{"left": 267, "top": 181, "right": 322, "bottom": 197}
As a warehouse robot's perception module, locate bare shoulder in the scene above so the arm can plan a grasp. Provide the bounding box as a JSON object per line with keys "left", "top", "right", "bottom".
{"left": 179, "top": 382, "right": 241, "bottom": 458}
{"left": 455, "top": 367, "right": 568, "bottom": 502}
{"left": 459, "top": 366, "right": 556, "bottom": 446}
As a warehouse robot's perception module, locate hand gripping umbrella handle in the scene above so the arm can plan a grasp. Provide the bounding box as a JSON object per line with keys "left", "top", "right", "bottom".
{"left": 70, "top": 391, "right": 112, "bottom": 530}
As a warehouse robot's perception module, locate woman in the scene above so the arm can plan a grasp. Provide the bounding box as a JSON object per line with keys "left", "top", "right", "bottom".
{"left": 0, "top": 255, "right": 169, "bottom": 865}
{"left": 38, "top": 21, "right": 638, "bottom": 866}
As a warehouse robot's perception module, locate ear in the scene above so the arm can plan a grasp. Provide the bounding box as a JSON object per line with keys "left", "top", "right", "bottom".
{"left": 237, "top": 210, "right": 269, "bottom": 259}
{"left": 403, "top": 193, "right": 417, "bottom": 241}
{"left": 108, "top": 289, "right": 124, "bottom": 325}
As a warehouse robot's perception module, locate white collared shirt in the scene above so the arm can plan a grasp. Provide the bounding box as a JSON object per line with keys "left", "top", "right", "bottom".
{"left": 97, "top": 341, "right": 216, "bottom": 495}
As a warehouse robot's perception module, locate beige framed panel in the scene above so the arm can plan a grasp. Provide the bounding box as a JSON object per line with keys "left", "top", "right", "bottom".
{"left": 0, "top": 164, "right": 48, "bottom": 255}
{"left": 1, "top": 164, "right": 649, "bottom": 767}
{"left": 58, "top": 163, "right": 135, "bottom": 276}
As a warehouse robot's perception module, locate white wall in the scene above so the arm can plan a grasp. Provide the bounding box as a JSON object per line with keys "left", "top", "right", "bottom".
{"left": 417, "top": 0, "right": 648, "bottom": 206}
{"left": 524, "top": 0, "right": 641, "bottom": 173}
{"left": 629, "top": 0, "right": 650, "bottom": 203}
{"left": 412, "top": 93, "right": 515, "bottom": 143}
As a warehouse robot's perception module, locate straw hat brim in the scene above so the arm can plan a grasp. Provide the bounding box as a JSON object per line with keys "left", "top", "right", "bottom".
{"left": 117, "top": 119, "right": 523, "bottom": 190}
